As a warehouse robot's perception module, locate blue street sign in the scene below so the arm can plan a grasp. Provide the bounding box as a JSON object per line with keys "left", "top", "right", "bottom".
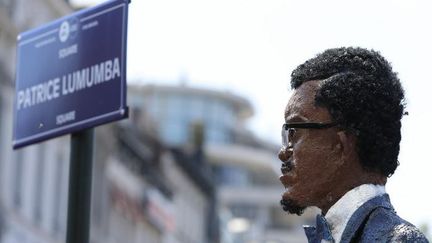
{"left": 13, "top": 0, "right": 130, "bottom": 149}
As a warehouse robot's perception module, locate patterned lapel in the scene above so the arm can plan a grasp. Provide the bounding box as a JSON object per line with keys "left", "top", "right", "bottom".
{"left": 339, "top": 194, "right": 393, "bottom": 243}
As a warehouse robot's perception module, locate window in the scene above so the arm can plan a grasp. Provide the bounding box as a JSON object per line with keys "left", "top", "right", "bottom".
{"left": 33, "top": 144, "right": 46, "bottom": 222}
{"left": 53, "top": 151, "right": 66, "bottom": 234}
{"left": 0, "top": 0, "right": 15, "bottom": 17}
{"left": 215, "top": 165, "right": 249, "bottom": 186}
{"left": 13, "top": 150, "right": 24, "bottom": 208}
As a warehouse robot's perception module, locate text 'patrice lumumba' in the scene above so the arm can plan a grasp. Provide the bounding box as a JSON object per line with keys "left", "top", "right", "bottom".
{"left": 16, "top": 57, "right": 121, "bottom": 111}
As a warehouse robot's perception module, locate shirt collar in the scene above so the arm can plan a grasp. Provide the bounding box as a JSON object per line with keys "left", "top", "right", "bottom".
{"left": 324, "top": 184, "right": 386, "bottom": 243}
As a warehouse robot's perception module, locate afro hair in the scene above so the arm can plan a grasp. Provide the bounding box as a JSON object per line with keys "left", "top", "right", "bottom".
{"left": 291, "top": 47, "right": 405, "bottom": 177}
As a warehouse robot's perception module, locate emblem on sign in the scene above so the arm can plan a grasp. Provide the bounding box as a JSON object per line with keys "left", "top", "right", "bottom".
{"left": 59, "top": 21, "right": 70, "bottom": 42}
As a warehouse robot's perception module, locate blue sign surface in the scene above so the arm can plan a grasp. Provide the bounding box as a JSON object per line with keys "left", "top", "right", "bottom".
{"left": 13, "top": 0, "right": 130, "bottom": 149}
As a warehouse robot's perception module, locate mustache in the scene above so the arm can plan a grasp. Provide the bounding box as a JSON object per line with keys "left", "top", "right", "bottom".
{"left": 280, "top": 198, "right": 305, "bottom": 216}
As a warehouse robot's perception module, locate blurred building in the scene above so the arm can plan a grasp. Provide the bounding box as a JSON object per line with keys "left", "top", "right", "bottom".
{"left": 90, "top": 114, "right": 218, "bottom": 243}
{"left": 128, "top": 84, "right": 315, "bottom": 243}
{"left": 0, "top": 2, "right": 218, "bottom": 243}
{"left": 0, "top": 1, "right": 72, "bottom": 243}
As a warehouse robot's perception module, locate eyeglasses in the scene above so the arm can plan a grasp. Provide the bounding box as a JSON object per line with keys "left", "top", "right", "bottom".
{"left": 281, "top": 122, "right": 339, "bottom": 148}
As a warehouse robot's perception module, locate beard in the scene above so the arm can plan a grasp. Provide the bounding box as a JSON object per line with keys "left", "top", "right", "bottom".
{"left": 280, "top": 198, "right": 306, "bottom": 216}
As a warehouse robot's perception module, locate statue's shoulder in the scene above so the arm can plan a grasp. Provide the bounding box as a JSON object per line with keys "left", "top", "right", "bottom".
{"left": 387, "top": 223, "right": 429, "bottom": 243}
{"left": 362, "top": 207, "right": 429, "bottom": 243}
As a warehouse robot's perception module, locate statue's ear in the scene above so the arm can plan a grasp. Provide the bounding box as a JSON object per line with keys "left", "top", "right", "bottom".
{"left": 336, "top": 131, "right": 356, "bottom": 163}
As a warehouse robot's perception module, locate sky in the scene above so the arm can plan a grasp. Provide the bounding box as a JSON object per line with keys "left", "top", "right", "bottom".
{"left": 73, "top": 0, "right": 432, "bottom": 232}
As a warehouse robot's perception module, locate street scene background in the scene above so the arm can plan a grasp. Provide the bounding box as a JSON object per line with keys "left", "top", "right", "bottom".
{"left": 0, "top": 0, "right": 431, "bottom": 242}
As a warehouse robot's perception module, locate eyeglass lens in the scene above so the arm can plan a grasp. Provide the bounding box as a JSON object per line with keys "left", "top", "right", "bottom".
{"left": 282, "top": 126, "right": 295, "bottom": 148}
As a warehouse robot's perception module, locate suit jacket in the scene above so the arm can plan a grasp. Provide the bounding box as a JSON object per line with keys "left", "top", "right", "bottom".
{"left": 338, "top": 194, "right": 429, "bottom": 243}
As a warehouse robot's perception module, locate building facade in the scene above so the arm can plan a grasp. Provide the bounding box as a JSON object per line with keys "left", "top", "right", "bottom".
{"left": 1, "top": 1, "right": 218, "bottom": 243}
{"left": 90, "top": 119, "right": 218, "bottom": 243}
{"left": 0, "top": 1, "right": 72, "bottom": 243}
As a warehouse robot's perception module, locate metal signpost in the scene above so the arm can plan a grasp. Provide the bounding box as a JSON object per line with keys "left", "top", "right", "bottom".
{"left": 13, "top": 1, "right": 130, "bottom": 242}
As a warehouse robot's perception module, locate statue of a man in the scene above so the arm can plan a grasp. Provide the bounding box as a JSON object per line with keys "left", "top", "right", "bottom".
{"left": 278, "top": 47, "right": 429, "bottom": 243}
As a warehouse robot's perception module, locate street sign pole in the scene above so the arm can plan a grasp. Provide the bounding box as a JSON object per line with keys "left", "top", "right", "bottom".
{"left": 66, "top": 128, "right": 94, "bottom": 243}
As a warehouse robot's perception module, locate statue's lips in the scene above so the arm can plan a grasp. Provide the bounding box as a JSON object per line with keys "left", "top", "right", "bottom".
{"left": 279, "top": 173, "right": 295, "bottom": 187}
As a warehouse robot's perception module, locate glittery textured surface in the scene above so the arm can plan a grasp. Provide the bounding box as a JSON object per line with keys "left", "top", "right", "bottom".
{"left": 304, "top": 215, "right": 335, "bottom": 243}
{"left": 339, "top": 194, "right": 429, "bottom": 243}
{"left": 304, "top": 194, "right": 429, "bottom": 242}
